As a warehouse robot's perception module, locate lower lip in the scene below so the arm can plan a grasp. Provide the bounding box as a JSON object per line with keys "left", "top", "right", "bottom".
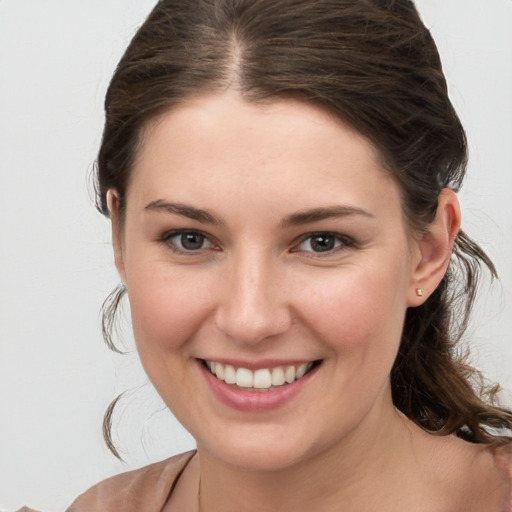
{"left": 199, "top": 361, "right": 319, "bottom": 412}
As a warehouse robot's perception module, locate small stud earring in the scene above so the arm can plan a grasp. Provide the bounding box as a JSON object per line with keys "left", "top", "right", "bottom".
{"left": 416, "top": 288, "right": 423, "bottom": 297}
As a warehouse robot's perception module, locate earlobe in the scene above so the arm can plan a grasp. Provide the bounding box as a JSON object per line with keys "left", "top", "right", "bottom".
{"left": 407, "top": 188, "right": 461, "bottom": 307}
{"left": 106, "top": 189, "right": 127, "bottom": 285}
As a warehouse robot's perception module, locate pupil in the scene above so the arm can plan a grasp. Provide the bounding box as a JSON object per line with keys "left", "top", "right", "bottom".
{"left": 311, "top": 235, "right": 334, "bottom": 252}
{"left": 181, "top": 232, "right": 204, "bottom": 250}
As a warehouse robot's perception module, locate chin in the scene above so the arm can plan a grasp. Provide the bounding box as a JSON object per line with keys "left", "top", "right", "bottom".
{"left": 209, "top": 445, "right": 309, "bottom": 472}
{"left": 195, "top": 425, "right": 326, "bottom": 472}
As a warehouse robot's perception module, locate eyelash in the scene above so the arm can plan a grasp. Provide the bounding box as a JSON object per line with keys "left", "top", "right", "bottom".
{"left": 159, "top": 229, "right": 356, "bottom": 256}
{"left": 292, "top": 232, "right": 356, "bottom": 255}
{"left": 159, "top": 229, "right": 217, "bottom": 254}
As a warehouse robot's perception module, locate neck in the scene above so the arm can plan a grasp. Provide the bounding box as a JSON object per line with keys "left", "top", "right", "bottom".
{"left": 196, "top": 396, "right": 415, "bottom": 512}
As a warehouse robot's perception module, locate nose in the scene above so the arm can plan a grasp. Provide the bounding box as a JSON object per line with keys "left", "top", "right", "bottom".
{"left": 214, "top": 250, "right": 292, "bottom": 346}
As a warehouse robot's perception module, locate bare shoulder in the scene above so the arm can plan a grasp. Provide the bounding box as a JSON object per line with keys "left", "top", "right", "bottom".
{"left": 423, "top": 435, "right": 512, "bottom": 512}
{"left": 462, "top": 440, "right": 511, "bottom": 511}
{"left": 492, "top": 441, "right": 512, "bottom": 476}
{"left": 394, "top": 420, "right": 511, "bottom": 512}
{"left": 490, "top": 442, "right": 512, "bottom": 511}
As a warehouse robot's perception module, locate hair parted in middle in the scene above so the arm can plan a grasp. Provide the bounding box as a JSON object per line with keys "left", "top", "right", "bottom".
{"left": 96, "top": 0, "right": 512, "bottom": 457}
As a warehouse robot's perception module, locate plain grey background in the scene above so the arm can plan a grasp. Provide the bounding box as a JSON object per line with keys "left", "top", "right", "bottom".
{"left": 1, "top": 1, "right": 511, "bottom": 510}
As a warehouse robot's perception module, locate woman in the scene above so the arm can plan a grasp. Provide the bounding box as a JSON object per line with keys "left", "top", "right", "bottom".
{"left": 22, "top": 0, "right": 512, "bottom": 510}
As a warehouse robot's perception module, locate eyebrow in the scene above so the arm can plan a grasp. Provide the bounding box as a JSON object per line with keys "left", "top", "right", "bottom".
{"left": 144, "top": 200, "right": 374, "bottom": 228}
{"left": 144, "top": 200, "right": 224, "bottom": 226}
{"left": 280, "top": 205, "right": 375, "bottom": 227}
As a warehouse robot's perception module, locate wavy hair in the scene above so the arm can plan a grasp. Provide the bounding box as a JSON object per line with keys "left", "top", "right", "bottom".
{"left": 96, "top": 0, "right": 512, "bottom": 456}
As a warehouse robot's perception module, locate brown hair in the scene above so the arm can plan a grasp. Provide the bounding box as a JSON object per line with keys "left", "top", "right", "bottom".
{"left": 97, "top": 0, "right": 512, "bottom": 457}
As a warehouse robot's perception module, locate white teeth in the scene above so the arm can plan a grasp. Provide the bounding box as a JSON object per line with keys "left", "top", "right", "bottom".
{"left": 271, "top": 367, "right": 285, "bottom": 386}
{"left": 215, "top": 363, "right": 225, "bottom": 381}
{"left": 253, "top": 369, "right": 272, "bottom": 389}
{"left": 295, "top": 363, "right": 309, "bottom": 379}
{"left": 284, "top": 365, "right": 296, "bottom": 384}
{"left": 205, "top": 360, "right": 316, "bottom": 390}
{"left": 236, "top": 367, "right": 253, "bottom": 388}
{"left": 224, "top": 364, "right": 236, "bottom": 384}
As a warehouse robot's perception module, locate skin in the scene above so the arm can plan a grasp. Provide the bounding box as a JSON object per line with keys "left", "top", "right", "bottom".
{"left": 108, "top": 92, "right": 505, "bottom": 511}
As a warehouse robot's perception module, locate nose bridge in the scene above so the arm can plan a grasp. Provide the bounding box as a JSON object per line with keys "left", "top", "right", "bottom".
{"left": 215, "top": 247, "right": 291, "bottom": 345}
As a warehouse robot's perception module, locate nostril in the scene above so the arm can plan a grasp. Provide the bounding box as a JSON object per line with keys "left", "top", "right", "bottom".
{"left": 214, "top": 304, "right": 292, "bottom": 346}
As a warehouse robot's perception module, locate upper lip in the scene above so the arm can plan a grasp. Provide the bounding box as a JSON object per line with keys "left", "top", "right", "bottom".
{"left": 198, "top": 358, "right": 320, "bottom": 371}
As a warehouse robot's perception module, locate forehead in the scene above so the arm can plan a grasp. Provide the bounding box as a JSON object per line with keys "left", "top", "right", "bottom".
{"left": 128, "top": 91, "right": 401, "bottom": 220}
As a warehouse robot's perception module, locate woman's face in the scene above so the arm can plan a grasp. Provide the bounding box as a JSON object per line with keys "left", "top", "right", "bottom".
{"left": 113, "top": 92, "right": 425, "bottom": 470}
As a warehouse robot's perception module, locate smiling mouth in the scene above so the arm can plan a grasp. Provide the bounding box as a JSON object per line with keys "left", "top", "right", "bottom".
{"left": 201, "top": 360, "right": 322, "bottom": 392}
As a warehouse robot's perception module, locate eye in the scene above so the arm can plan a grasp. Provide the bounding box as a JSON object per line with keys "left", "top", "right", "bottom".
{"left": 295, "top": 232, "right": 352, "bottom": 253}
{"left": 162, "top": 230, "right": 213, "bottom": 252}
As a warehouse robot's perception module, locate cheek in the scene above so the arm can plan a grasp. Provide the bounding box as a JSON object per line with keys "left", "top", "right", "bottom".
{"left": 125, "top": 266, "right": 218, "bottom": 411}
{"left": 126, "top": 264, "right": 214, "bottom": 354}
{"left": 296, "top": 259, "right": 409, "bottom": 359}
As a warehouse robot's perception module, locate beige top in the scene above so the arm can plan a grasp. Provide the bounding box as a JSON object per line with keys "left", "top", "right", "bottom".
{"left": 67, "top": 450, "right": 196, "bottom": 512}
{"left": 17, "top": 444, "right": 512, "bottom": 512}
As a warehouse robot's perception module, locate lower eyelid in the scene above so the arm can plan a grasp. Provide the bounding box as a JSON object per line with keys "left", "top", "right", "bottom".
{"left": 160, "top": 230, "right": 211, "bottom": 250}
{"left": 158, "top": 230, "right": 355, "bottom": 254}
{"left": 294, "top": 233, "right": 354, "bottom": 252}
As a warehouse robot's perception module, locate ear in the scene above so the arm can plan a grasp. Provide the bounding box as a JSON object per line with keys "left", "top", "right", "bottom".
{"left": 106, "top": 189, "right": 127, "bottom": 285}
{"left": 407, "top": 188, "right": 461, "bottom": 307}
